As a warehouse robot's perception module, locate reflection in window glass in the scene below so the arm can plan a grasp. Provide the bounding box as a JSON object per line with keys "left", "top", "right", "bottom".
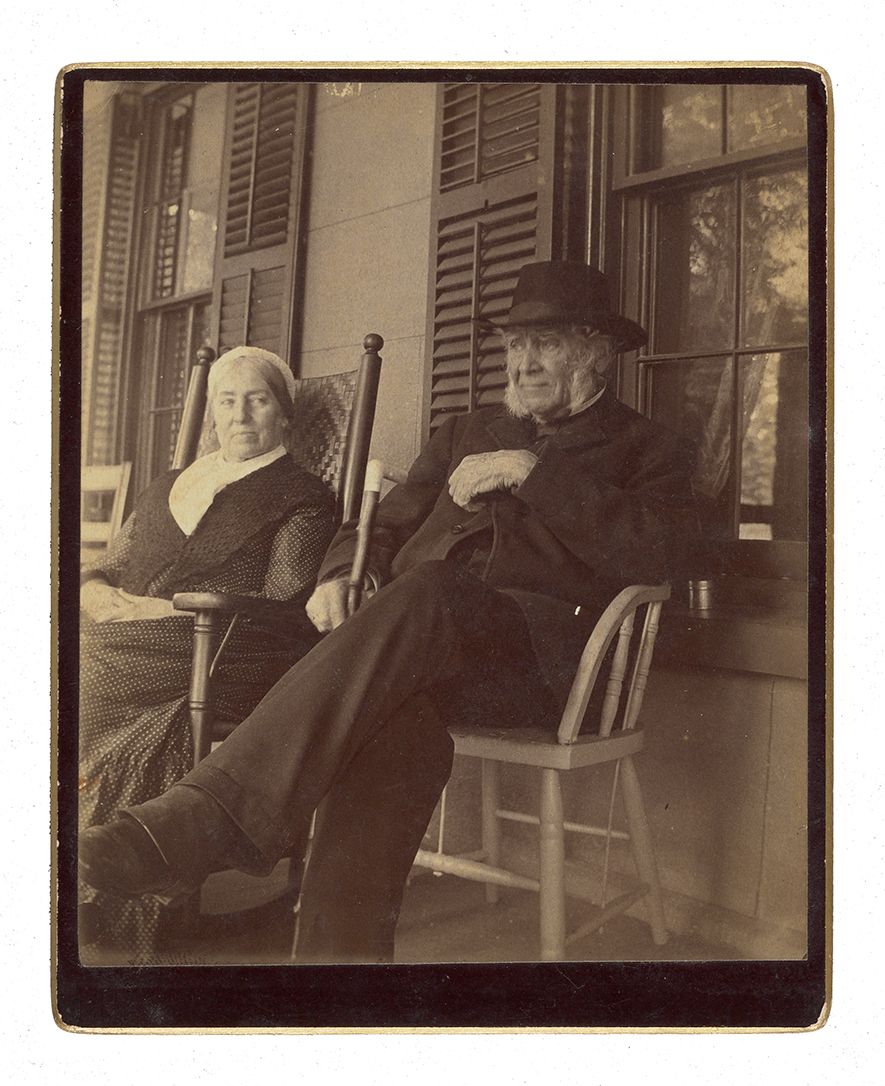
{"left": 651, "top": 86, "right": 722, "bottom": 168}
{"left": 81, "top": 491, "right": 114, "bottom": 525}
{"left": 181, "top": 188, "right": 219, "bottom": 295}
{"left": 740, "top": 351, "right": 807, "bottom": 541}
{"left": 728, "top": 85, "right": 806, "bottom": 152}
{"left": 741, "top": 169, "right": 808, "bottom": 347}
{"left": 623, "top": 82, "right": 809, "bottom": 548}
{"left": 146, "top": 302, "right": 210, "bottom": 481}
{"left": 646, "top": 356, "right": 735, "bottom": 538}
{"left": 654, "top": 184, "right": 736, "bottom": 353}
{"left": 153, "top": 202, "right": 181, "bottom": 299}
{"left": 148, "top": 91, "right": 225, "bottom": 300}
{"left": 180, "top": 85, "right": 226, "bottom": 295}
{"left": 152, "top": 100, "right": 191, "bottom": 299}
{"left": 636, "top": 84, "right": 806, "bottom": 174}
{"left": 156, "top": 308, "right": 190, "bottom": 410}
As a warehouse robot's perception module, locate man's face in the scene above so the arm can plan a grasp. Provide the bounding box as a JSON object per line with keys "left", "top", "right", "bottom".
{"left": 504, "top": 328, "right": 578, "bottom": 422}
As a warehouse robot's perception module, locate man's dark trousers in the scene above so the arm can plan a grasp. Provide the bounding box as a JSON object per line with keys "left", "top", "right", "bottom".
{"left": 130, "top": 560, "right": 556, "bottom": 962}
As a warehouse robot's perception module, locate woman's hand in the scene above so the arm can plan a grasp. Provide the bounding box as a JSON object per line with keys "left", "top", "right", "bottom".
{"left": 80, "top": 580, "right": 128, "bottom": 623}
{"left": 108, "top": 591, "right": 177, "bottom": 622}
{"left": 80, "top": 581, "right": 176, "bottom": 623}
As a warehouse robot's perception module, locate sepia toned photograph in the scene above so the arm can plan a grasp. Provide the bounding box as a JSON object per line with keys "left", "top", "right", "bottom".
{"left": 55, "top": 66, "right": 828, "bottom": 1029}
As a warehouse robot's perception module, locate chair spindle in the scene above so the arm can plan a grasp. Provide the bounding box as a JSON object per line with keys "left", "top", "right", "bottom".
{"left": 598, "top": 611, "right": 636, "bottom": 738}
{"left": 339, "top": 333, "right": 383, "bottom": 522}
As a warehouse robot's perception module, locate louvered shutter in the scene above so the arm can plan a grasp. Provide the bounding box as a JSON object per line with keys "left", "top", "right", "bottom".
{"left": 83, "top": 92, "right": 142, "bottom": 464}
{"left": 426, "top": 83, "right": 561, "bottom": 433}
{"left": 210, "top": 82, "right": 309, "bottom": 360}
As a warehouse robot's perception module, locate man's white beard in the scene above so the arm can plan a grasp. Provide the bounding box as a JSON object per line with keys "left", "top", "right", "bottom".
{"left": 504, "top": 369, "right": 601, "bottom": 420}
{"left": 504, "top": 379, "right": 532, "bottom": 419}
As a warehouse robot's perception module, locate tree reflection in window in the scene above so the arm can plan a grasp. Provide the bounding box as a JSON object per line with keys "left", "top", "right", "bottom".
{"left": 647, "top": 356, "right": 735, "bottom": 539}
{"left": 644, "top": 166, "right": 807, "bottom": 542}
{"left": 740, "top": 351, "right": 807, "bottom": 541}
{"left": 728, "top": 86, "right": 807, "bottom": 152}
{"left": 655, "top": 184, "right": 735, "bottom": 353}
{"left": 617, "top": 82, "right": 810, "bottom": 551}
{"left": 742, "top": 169, "right": 808, "bottom": 347}
{"left": 639, "top": 84, "right": 806, "bottom": 172}
{"left": 653, "top": 86, "right": 721, "bottom": 168}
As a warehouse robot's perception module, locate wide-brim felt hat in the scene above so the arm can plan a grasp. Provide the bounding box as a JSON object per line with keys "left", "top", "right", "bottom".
{"left": 477, "top": 261, "right": 648, "bottom": 352}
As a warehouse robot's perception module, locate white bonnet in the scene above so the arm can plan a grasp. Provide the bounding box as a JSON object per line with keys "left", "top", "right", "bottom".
{"left": 207, "top": 345, "right": 297, "bottom": 402}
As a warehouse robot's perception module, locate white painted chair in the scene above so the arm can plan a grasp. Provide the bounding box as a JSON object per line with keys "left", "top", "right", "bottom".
{"left": 415, "top": 584, "right": 670, "bottom": 960}
{"left": 80, "top": 461, "right": 132, "bottom": 559}
{"left": 349, "top": 466, "right": 672, "bottom": 962}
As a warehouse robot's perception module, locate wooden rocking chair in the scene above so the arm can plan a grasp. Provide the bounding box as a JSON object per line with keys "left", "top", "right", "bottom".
{"left": 171, "top": 334, "right": 383, "bottom": 766}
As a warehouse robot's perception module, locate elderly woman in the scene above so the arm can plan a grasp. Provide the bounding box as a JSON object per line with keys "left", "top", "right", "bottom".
{"left": 79, "top": 346, "right": 336, "bottom": 962}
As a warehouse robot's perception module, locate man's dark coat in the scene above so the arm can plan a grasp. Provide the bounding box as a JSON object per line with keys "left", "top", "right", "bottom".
{"left": 319, "top": 390, "right": 697, "bottom": 706}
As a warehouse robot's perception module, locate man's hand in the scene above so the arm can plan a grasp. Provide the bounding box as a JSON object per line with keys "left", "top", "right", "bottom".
{"left": 305, "top": 576, "right": 376, "bottom": 633}
{"left": 448, "top": 449, "right": 538, "bottom": 511}
{"left": 305, "top": 578, "right": 350, "bottom": 633}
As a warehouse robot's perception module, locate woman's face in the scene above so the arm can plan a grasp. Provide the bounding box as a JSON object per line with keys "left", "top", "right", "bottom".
{"left": 211, "top": 361, "right": 288, "bottom": 462}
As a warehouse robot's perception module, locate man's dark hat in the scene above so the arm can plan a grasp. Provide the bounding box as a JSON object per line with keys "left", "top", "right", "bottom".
{"left": 479, "top": 261, "right": 647, "bottom": 352}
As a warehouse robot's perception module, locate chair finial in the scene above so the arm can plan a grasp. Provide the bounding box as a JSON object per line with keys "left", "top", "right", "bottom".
{"left": 196, "top": 346, "right": 217, "bottom": 367}
{"left": 363, "top": 333, "right": 384, "bottom": 353}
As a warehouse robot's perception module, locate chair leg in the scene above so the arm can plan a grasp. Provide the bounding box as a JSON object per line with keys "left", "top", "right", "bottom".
{"left": 290, "top": 809, "right": 317, "bottom": 962}
{"left": 481, "top": 759, "right": 501, "bottom": 904}
{"left": 620, "top": 755, "right": 668, "bottom": 945}
{"left": 188, "top": 609, "right": 222, "bottom": 767}
{"left": 538, "top": 768, "right": 566, "bottom": 961}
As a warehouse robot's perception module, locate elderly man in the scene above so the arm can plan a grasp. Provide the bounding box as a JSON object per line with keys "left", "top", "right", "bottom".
{"left": 80, "top": 261, "right": 697, "bottom": 963}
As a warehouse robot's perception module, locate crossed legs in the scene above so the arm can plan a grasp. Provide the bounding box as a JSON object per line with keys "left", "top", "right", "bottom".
{"left": 91, "top": 561, "right": 553, "bottom": 961}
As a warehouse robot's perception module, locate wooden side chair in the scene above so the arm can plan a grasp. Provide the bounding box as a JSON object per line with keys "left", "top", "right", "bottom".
{"left": 350, "top": 469, "right": 671, "bottom": 961}
{"left": 80, "top": 461, "right": 132, "bottom": 563}
{"left": 171, "top": 335, "right": 383, "bottom": 765}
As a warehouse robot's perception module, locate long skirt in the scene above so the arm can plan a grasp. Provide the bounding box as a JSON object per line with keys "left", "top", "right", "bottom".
{"left": 78, "top": 613, "right": 316, "bottom": 964}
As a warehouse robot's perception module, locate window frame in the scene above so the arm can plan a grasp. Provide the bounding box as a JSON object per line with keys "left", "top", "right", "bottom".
{"left": 603, "top": 82, "right": 811, "bottom": 579}
{"left": 113, "top": 79, "right": 311, "bottom": 494}
{"left": 117, "top": 82, "right": 217, "bottom": 494}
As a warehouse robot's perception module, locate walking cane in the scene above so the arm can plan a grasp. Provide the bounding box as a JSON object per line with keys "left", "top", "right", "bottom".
{"left": 346, "top": 458, "right": 385, "bottom": 616}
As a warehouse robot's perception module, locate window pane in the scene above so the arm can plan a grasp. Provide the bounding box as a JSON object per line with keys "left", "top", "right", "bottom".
{"left": 181, "top": 183, "right": 219, "bottom": 296}
{"left": 147, "top": 302, "right": 210, "bottom": 480}
{"left": 740, "top": 351, "right": 807, "bottom": 541}
{"left": 647, "top": 86, "right": 723, "bottom": 170}
{"left": 654, "top": 183, "right": 736, "bottom": 353}
{"left": 180, "top": 85, "right": 226, "bottom": 295}
{"left": 728, "top": 85, "right": 806, "bottom": 153}
{"left": 741, "top": 169, "right": 808, "bottom": 347}
{"left": 151, "top": 96, "right": 191, "bottom": 299}
{"left": 160, "top": 102, "right": 190, "bottom": 200}
{"left": 645, "top": 356, "right": 735, "bottom": 538}
{"left": 155, "top": 308, "right": 191, "bottom": 410}
{"left": 153, "top": 201, "right": 181, "bottom": 299}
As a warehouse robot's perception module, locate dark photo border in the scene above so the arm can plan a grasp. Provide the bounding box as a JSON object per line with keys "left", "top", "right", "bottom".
{"left": 55, "top": 63, "right": 830, "bottom": 1031}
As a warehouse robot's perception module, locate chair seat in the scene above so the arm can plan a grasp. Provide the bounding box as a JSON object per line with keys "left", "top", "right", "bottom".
{"left": 449, "top": 725, "right": 645, "bottom": 770}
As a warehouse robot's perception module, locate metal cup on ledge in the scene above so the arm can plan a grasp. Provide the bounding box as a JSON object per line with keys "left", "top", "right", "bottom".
{"left": 688, "top": 578, "right": 714, "bottom": 613}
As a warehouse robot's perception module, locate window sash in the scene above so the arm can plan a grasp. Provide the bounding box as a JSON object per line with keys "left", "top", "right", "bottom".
{"left": 604, "top": 84, "right": 810, "bottom": 563}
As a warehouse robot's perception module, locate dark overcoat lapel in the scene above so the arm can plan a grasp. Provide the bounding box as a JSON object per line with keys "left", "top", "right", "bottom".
{"left": 319, "top": 391, "right": 695, "bottom": 708}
